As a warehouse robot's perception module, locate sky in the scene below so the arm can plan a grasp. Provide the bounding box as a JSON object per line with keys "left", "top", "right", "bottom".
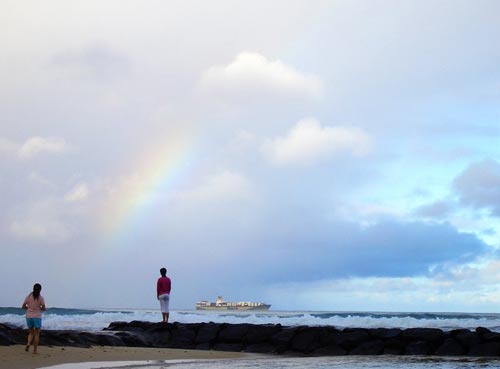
{"left": 2, "top": 0, "right": 500, "bottom": 312}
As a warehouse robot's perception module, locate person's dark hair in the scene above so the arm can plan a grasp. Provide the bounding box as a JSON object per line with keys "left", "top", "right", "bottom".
{"left": 31, "top": 283, "right": 42, "bottom": 300}
{"left": 160, "top": 268, "right": 167, "bottom": 277}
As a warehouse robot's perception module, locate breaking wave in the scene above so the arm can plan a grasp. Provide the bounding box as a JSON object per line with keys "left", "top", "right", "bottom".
{"left": 2, "top": 308, "right": 500, "bottom": 332}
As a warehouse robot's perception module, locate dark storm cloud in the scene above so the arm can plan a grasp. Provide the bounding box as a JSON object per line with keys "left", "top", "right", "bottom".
{"left": 246, "top": 220, "right": 487, "bottom": 283}
{"left": 453, "top": 159, "right": 500, "bottom": 216}
{"left": 414, "top": 200, "right": 453, "bottom": 219}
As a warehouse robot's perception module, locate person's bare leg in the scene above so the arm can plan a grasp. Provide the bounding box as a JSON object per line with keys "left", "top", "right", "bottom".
{"left": 161, "top": 313, "right": 167, "bottom": 322}
{"left": 165, "top": 313, "right": 169, "bottom": 324}
{"left": 26, "top": 328, "right": 34, "bottom": 351}
{"left": 32, "top": 329, "right": 40, "bottom": 354}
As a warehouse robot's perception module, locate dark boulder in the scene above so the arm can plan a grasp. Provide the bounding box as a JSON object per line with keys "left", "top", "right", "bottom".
{"left": 370, "top": 328, "right": 402, "bottom": 340}
{"left": 213, "top": 342, "right": 243, "bottom": 352}
{"left": 435, "top": 338, "right": 466, "bottom": 356}
{"left": 195, "top": 322, "right": 221, "bottom": 344}
{"left": 476, "top": 327, "right": 492, "bottom": 336}
{"left": 383, "top": 338, "right": 405, "bottom": 355}
{"left": 402, "top": 328, "right": 443, "bottom": 344}
{"left": 246, "top": 324, "right": 281, "bottom": 344}
{"left": 318, "top": 327, "right": 341, "bottom": 347}
{"left": 54, "top": 332, "right": 92, "bottom": 348}
{"left": 405, "top": 341, "right": 431, "bottom": 355}
{"left": 114, "top": 332, "right": 150, "bottom": 347}
{"left": 349, "top": 340, "right": 384, "bottom": 355}
{"left": 94, "top": 333, "right": 125, "bottom": 347}
{"left": 105, "top": 321, "right": 148, "bottom": 332}
{"left": 218, "top": 324, "right": 250, "bottom": 343}
{"left": 245, "top": 342, "right": 276, "bottom": 353}
{"left": 271, "top": 327, "right": 298, "bottom": 353}
{"left": 195, "top": 342, "right": 211, "bottom": 350}
{"left": 314, "top": 344, "right": 347, "bottom": 356}
{"left": 335, "top": 329, "right": 370, "bottom": 350}
{"left": 290, "top": 328, "right": 320, "bottom": 353}
{"left": 482, "top": 332, "right": 500, "bottom": 342}
{"left": 169, "top": 324, "right": 197, "bottom": 348}
{"left": 149, "top": 333, "right": 171, "bottom": 347}
{"left": 451, "top": 329, "right": 481, "bottom": 348}
{"left": 0, "top": 330, "right": 12, "bottom": 345}
{"left": 468, "top": 342, "right": 500, "bottom": 356}
{"left": 147, "top": 323, "right": 172, "bottom": 334}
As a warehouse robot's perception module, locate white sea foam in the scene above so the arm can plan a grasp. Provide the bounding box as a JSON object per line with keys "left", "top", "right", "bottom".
{"left": 3, "top": 310, "right": 500, "bottom": 332}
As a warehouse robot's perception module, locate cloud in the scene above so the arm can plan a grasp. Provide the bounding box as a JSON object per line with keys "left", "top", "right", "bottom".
{"left": 28, "top": 172, "right": 55, "bottom": 188}
{"left": 9, "top": 212, "right": 72, "bottom": 244}
{"left": 6, "top": 196, "right": 79, "bottom": 244}
{"left": 199, "top": 51, "right": 323, "bottom": 101}
{"left": 18, "top": 137, "right": 67, "bottom": 159}
{"left": 64, "top": 183, "right": 89, "bottom": 203}
{"left": 244, "top": 220, "right": 488, "bottom": 284}
{"left": 335, "top": 203, "right": 405, "bottom": 224}
{"left": 177, "top": 170, "right": 254, "bottom": 204}
{"left": 414, "top": 200, "right": 452, "bottom": 219}
{"left": 51, "top": 43, "right": 130, "bottom": 81}
{"left": 266, "top": 262, "right": 500, "bottom": 312}
{"left": 453, "top": 159, "right": 500, "bottom": 215}
{"left": 0, "top": 137, "right": 18, "bottom": 156}
{"left": 262, "top": 118, "right": 372, "bottom": 166}
{"left": 9, "top": 219, "right": 70, "bottom": 243}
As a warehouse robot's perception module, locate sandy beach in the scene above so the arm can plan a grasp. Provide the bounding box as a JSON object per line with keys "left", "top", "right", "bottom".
{"left": 0, "top": 345, "right": 268, "bottom": 369}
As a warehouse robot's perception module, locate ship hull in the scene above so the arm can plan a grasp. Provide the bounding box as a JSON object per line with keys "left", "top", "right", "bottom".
{"left": 196, "top": 305, "right": 271, "bottom": 311}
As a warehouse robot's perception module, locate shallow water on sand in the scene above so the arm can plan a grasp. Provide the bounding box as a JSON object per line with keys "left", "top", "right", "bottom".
{"left": 41, "top": 356, "right": 500, "bottom": 369}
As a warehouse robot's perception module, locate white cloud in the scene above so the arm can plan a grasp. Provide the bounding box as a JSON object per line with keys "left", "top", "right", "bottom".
{"left": 180, "top": 171, "right": 253, "bottom": 204}
{"left": 262, "top": 118, "right": 372, "bottom": 166}
{"left": 335, "top": 203, "right": 406, "bottom": 225}
{"left": 50, "top": 43, "right": 130, "bottom": 82}
{"left": 1, "top": 136, "right": 68, "bottom": 160}
{"left": 28, "top": 171, "right": 55, "bottom": 188}
{"left": 19, "top": 136, "right": 67, "bottom": 159}
{"left": 9, "top": 219, "right": 71, "bottom": 243}
{"left": 0, "top": 137, "right": 18, "bottom": 155}
{"left": 7, "top": 197, "right": 75, "bottom": 243}
{"left": 199, "top": 51, "right": 323, "bottom": 101}
{"left": 64, "top": 183, "right": 89, "bottom": 203}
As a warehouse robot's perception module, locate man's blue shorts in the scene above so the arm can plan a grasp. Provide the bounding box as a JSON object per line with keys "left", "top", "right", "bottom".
{"left": 26, "top": 318, "right": 42, "bottom": 329}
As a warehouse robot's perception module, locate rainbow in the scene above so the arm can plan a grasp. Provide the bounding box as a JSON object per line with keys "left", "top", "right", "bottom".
{"left": 99, "top": 134, "right": 197, "bottom": 241}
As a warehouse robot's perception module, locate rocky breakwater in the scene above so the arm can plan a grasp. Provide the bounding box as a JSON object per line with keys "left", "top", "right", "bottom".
{"left": 3, "top": 321, "right": 500, "bottom": 356}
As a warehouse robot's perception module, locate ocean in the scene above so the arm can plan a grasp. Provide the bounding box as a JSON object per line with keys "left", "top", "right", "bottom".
{"left": 4, "top": 308, "right": 500, "bottom": 369}
{"left": 2, "top": 307, "right": 500, "bottom": 332}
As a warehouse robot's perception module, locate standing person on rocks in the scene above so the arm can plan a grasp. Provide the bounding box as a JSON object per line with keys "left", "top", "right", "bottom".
{"left": 22, "top": 283, "right": 46, "bottom": 354}
{"left": 157, "top": 267, "right": 171, "bottom": 323}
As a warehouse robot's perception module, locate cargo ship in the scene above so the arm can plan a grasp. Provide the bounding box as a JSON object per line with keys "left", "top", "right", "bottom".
{"left": 195, "top": 296, "right": 271, "bottom": 311}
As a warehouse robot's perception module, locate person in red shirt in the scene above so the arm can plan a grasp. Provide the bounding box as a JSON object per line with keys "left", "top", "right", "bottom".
{"left": 157, "top": 267, "right": 171, "bottom": 323}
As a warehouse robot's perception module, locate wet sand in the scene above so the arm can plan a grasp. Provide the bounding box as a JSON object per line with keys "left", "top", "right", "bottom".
{"left": 0, "top": 345, "right": 268, "bottom": 369}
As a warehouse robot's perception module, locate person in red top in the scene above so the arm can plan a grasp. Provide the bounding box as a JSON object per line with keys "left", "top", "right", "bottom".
{"left": 157, "top": 267, "right": 171, "bottom": 323}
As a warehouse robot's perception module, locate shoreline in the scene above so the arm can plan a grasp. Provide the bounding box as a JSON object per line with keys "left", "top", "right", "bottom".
{"left": 0, "top": 345, "right": 268, "bottom": 369}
